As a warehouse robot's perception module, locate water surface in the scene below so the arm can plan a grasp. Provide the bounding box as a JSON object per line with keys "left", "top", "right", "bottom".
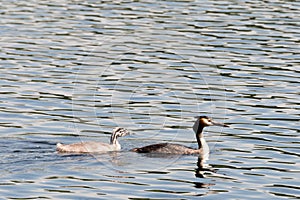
{"left": 0, "top": 0, "right": 299, "bottom": 199}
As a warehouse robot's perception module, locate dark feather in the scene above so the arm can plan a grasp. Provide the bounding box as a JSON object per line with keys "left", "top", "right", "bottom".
{"left": 132, "top": 143, "right": 199, "bottom": 154}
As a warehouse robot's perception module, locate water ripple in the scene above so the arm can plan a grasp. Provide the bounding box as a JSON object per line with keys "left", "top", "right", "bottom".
{"left": 0, "top": 0, "right": 299, "bottom": 199}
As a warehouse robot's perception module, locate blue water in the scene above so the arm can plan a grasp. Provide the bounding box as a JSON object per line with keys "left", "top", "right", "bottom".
{"left": 0, "top": 0, "right": 299, "bottom": 199}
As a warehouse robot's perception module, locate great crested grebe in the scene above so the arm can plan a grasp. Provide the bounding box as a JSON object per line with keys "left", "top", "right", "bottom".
{"left": 131, "top": 116, "right": 229, "bottom": 155}
{"left": 56, "top": 127, "right": 130, "bottom": 153}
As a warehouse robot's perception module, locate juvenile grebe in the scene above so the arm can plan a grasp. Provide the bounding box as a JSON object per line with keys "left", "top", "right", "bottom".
{"left": 131, "top": 116, "right": 229, "bottom": 155}
{"left": 56, "top": 127, "right": 130, "bottom": 153}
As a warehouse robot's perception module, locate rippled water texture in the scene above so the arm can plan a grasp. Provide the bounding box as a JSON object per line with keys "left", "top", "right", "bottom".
{"left": 0, "top": 0, "right": 299, "bottom": 199}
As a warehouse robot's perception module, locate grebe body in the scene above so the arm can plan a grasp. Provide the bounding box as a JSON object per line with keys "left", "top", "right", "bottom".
{"left": 57, "top": 127, "right": 130, "bottom": 153}
{"left": 132, "top": 116, "right": 228, "bottom": 155}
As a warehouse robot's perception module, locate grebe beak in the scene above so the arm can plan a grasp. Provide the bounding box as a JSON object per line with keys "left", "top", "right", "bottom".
{"left": 211, "top": 121, "right": 229, "bottom": 127}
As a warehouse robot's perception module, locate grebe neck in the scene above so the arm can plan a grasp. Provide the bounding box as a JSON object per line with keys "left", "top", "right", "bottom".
{"left": 110, "top": 134, "right": 117, "bottom": 145}
{"left": 196, "top": 126, "right": 204, "bottom": 149}
{"left": 110, "top": 134, "right": 121, "bottom": 149}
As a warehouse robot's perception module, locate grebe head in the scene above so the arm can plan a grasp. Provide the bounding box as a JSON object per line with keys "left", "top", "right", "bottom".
{"left": 110, "top": 127, "right": 130, "bottom": 145}
{"left": 193, "top": 116, "right": 229, "bottom": 133}
{"left": 198, "top": 116, "right": 229, "bottom": 127}
{"left": 112, "top": 127, "right": 130, "bottom": 137}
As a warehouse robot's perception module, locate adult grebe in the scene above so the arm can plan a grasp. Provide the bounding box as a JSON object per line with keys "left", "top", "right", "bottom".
{"left": 56, "top": 127, "right": 130, "bottom": 153}
{"left": 131, "top": 116, "right": 229, "bottom": 155}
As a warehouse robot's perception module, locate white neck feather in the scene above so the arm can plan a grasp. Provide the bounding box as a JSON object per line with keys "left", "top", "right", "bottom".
{"left": 200, "top": 138, "right": 209, "bottom": 161}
